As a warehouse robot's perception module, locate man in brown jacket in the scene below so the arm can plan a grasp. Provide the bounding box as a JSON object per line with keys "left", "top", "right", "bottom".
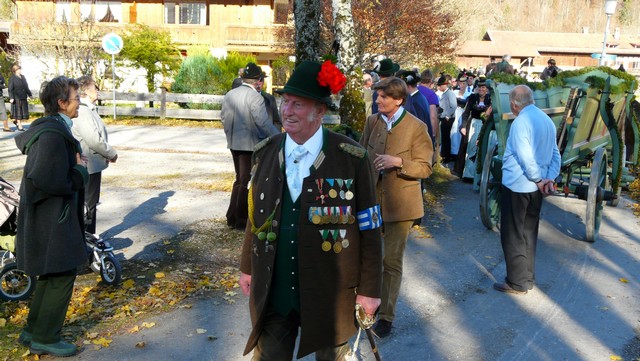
{"left": 239, "top": 60, "right": 383, "bottom": 360}
{"left": 360, "top": 76, "right": 433, "bottom": 338}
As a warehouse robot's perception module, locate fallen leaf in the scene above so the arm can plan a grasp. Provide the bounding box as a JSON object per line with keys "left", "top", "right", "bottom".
{"left": 167, "top": 250, "right": 175, "bottom": 254}
{"left": 163, "top": 241, "right": 171, "bottom": 245}
{"left": 142, "top": 322, "right": 156, "bottom": 328}
{"left": 128, "top": 325, "right": 140, "bottom": 333}
{"left": 92, "top": 337, "right": 112, "bottom": 347}
{"left": 208, "top": 335, "right": 218, "bottom": 341}
{"left": 196, "top": 328, "right": 207, "bottom": 334}
{"left": 155, "top": 272, "right": 165, "bottom": 279}
{"left": 619, "top": 278, "right": 629, "bottom": 283}
{"left": 86, "top": 332, "right": 99, "bottom": 339}
{"left": 136, "top": 341, "right": 147, "bottom": 348}
{"left": 610, "top": 356, "right": 622, "bottom": 360}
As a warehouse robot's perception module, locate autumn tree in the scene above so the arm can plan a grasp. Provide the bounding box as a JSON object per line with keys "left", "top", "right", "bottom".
{"left": 9, "top": 2, "right": 108, "bottom": 80}
{"left": 120, "top": 24, "right": 182, "bottom": 92}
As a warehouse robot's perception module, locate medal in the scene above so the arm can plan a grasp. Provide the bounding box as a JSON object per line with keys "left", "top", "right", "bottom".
{"left": 340, "top": 229, "right": 349, "bottom": 248}
{"left": 320, "top": 229, "right": 331, "bottom": 252}
{"left": 330, "top": 207, "right": 339, "bottom": 224}
{"left": 322, "top": 241, "right": 332, "bottom": 252}
{"left": 315, "top": 179, "right": 326, "bottom": 204}
{"left": 344, "top": 179, "right": 354, "bottom": 200}
{"left": 327, "top": 179, "right": 337, "bottom": 198}
{"left": 336, "top": 179, "right": 345, "bottom": 199}
{"left": 312, "top": 215, "right": 321, "bottom": 224}
{"left": 333, "top": 241, "right": 343, "bottom": 253}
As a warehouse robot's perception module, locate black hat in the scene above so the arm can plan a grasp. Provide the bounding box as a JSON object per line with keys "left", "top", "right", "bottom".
{"left": 398, "top": 70, "right": 420, "bottom": 86}
{"left": 276, "top": 60, "right": 346, "bottom": 110}
{"left": 465, "top": 71, "right": 475, "bottom": 78}
{"left": 436, "top": 74, "right": 448, "bottom": 86}
{"left": 242, "top": 62, "right": 262, "bottom": 79}
{"left": 378, "top": 58, "right": 400, "bottom": 77}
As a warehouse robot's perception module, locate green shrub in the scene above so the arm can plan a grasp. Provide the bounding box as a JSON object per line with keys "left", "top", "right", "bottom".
{"left": 171, "top": 52, "right": 256, "bottom": 100}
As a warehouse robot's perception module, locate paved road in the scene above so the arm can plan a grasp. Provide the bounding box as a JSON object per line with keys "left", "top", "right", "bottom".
{"left": 1, "top": 125, "right": 639, "bottom": 360}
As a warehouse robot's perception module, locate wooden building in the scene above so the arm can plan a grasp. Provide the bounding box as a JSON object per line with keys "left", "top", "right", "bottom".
{"left": 457, "top": 30, "right": 640, "bottom": 78}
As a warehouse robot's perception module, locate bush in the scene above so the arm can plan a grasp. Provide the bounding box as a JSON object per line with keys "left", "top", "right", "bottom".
{"left": 171, "top": 52, "right": 256, "bottom": 109}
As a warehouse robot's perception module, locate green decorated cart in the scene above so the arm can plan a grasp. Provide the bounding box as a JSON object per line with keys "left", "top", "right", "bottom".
{"left": 476, "top": 67, "right": 639, "bottom": 242}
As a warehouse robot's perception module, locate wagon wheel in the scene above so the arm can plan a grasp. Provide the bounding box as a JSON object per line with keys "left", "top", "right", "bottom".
{"left": 585, "top": 148, "right": 607, "bottom": 242}
{"left": 480, "top": 143, "right": 501, "bottom": 230}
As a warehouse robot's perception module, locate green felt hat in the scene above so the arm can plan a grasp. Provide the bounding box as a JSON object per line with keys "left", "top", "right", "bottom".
{"left": 377, "top": 58, "right": 400, "bottom": 76}
{"left": 277, "top": 61, "right": 336, "bottom": 109}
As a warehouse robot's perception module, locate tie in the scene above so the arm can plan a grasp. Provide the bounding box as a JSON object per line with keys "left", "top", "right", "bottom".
{"left": 468, "top": 86, "right": 472, "bottom": 93}
{"left": 286, "top": 145, "right": 308, "bottom": 201}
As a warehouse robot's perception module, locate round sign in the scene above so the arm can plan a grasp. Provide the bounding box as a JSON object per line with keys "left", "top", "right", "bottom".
{"left": 102, "top": 33, "right": 124, "bottom": 55}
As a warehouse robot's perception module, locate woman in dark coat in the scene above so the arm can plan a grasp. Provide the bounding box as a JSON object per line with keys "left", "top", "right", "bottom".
{"left": 8, "top": 64, "right": 32, "bottom": 131}
{"left": 14, "top": 76, "right": 87, "bottom": 357}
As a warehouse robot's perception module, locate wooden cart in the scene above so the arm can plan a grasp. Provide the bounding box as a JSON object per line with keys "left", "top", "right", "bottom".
{"left": 475, "top": 68, "right": 639, "bottom": 242}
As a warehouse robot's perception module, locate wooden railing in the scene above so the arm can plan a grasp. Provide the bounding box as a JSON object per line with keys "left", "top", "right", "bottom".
{"left": 7, "top": 88, "right": 339, "bottom": 123}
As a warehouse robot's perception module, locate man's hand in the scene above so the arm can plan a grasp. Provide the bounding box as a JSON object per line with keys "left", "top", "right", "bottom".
{"left": 536, "top": 179, "right": 555, "bottom": 197}
{"left": 356, "top": 295, "right": 381, "bottom": 316}
{"left": 239, "top": 272, "right": 252, "bottom": 296}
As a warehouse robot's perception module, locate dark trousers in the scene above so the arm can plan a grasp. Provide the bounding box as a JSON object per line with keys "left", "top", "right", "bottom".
{"left": 227, "top": 150, "right": 252, "bottom": 229}
{"left": 85, "top": 172, "right": 102, "bottom": 234}
{"left": 439, "top": 117, "right": 454, "bottom": 161}
{"left": 500, "top": 186, "right": 542, "bottom": 292}
{"left": 252, "top": 308, "right": 350, "bottom": 361}
{"left": 25, "top": 269, "right": 77, "bottom": 344}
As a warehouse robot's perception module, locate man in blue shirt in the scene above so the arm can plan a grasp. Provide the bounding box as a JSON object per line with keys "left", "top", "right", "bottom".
{"left": 494, "top": 85, "right": 560, "bottom": 295}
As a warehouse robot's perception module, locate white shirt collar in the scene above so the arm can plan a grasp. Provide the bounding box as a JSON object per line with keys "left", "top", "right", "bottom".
{"left": 380, "top": 106, "right": 405, "bottom": 131}
{"left": 285, "top": 126, "right": 323, "bottom": 158}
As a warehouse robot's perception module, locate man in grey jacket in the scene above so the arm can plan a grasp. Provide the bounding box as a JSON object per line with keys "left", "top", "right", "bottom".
{"left": 221, "top": 62, "right": 280, "bottom": 230}
{"left": 72, "top": 76, "right": 118, "bottom": 235}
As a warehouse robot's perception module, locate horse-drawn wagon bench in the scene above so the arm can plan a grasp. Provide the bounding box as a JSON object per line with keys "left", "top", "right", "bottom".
{"left": 475, "top": 67, "right": 639, "bottom": 242}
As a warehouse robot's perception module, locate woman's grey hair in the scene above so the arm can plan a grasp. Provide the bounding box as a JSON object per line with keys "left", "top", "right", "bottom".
{"left": 76, "top": 75, "right": 96, "bottom": 97}
{"left": 40, "top": 76, "right": 79, "bottom": 115}
{"left": 509, "top": 85, "right": 534, "bottom": 108}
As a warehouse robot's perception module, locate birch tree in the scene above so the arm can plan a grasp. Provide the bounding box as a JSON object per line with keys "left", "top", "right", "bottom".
{"left": 293, "top": 0, "right": 322, "bottom": 65}
{"left": 332, "top": 0, "right": 366, "bottom": 131}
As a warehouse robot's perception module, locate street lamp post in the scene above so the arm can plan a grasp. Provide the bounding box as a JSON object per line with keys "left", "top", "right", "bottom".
{"left": 600, "top": 0, "right": 618, "bottom": 66}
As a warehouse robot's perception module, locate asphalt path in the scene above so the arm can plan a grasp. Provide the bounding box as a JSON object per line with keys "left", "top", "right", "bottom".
{"left": 1, "top": 125, "right": 639, "bottom": 360}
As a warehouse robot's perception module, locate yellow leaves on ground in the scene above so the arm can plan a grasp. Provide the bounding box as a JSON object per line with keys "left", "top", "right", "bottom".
{"left": 92, "top": 337, "right": 113, "bottom": 347}
{"left": 0, "top": 263, "right": 240, "bottom": 359}
{"left": 610, "top": 355, "right": 622, "bottom": 361}
{"left": 619, "top": 278, "right": 629, "bottom": 283}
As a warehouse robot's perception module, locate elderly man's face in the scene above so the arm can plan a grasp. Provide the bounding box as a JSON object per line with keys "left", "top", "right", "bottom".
{"left": 281, "top": 93, "right": 325, "bottom": 144}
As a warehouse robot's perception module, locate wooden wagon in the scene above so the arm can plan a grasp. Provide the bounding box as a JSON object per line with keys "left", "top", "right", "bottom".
{"left": 475, "top": 67, "right": 639, "bottom": 242}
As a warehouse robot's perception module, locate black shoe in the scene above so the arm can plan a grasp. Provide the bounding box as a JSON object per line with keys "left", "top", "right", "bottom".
{"left": 373, "top": 320, "right": 392, "bottom": 338}
{"left": 493, "top": 282, "right": 528, "bottom": 295}
{"left": 3, "top": 128, "right": 14, "bottom": 132}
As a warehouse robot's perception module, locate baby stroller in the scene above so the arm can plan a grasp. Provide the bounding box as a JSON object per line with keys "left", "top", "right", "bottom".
{"left": 0, "top": 178, "right": 122, "bottom": 301}
{"left": 0, "top": 177, "right": 36, "bottom": 301}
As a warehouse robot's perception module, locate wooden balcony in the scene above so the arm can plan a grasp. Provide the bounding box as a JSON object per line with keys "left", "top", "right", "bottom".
{"left": 7, "top": 20, "right": 288, "bottom": 53}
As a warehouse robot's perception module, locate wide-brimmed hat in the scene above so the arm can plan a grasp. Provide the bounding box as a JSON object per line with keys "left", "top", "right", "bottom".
{"left": 242, "top": 62, "right": 263, "bottom": 79}
{"left": 436, "top": 74, "right": 448, "bottom": 86}
{"left": 378, "top": 58, "right": 400, "bottom": 76}
{"left": 276, "top": 60, "right": 346, "bottom": 110}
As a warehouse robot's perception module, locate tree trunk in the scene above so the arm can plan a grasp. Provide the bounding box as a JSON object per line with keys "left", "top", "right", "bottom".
{"left": 332, "top": 0, "right": 366, "bottom": 132}
{"left": 294, "top": 0, "right": 321, "bottom": 66}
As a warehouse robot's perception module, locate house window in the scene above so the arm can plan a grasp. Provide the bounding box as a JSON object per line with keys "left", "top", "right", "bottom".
{"left": 96, "top": 1, "right": 121, "bottom": 22}
{"left": 165, "top": 2, "right": 206, "bottom": 25}
{"left": 56, "top": 0, "right": 71, "bottom": 22}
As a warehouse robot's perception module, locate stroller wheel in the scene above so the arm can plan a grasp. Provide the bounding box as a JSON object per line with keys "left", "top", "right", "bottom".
{"left": 0, "top": 262, "right": 36, "bottom": 301}
{"left": 100, "top": 254, "right": 122, "bottom": 286}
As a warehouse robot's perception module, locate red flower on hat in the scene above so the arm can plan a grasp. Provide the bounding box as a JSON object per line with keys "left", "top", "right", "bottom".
{"left": 317, "top": 60, "right": 347, "bottom": 94}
